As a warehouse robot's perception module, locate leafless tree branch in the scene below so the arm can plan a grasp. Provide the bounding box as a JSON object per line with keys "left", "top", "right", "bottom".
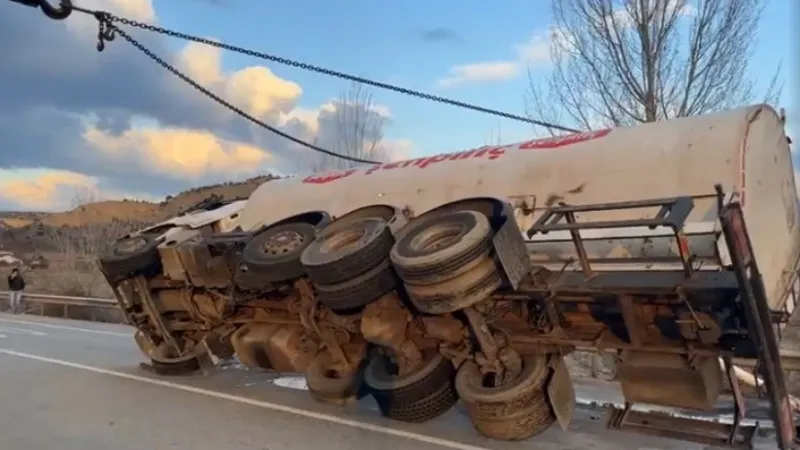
{"left": 37, "top": 187, "right": 141, "bottom": 296}
{"left": 526, "top": 0, "right": 783, "bottom": 133}
{"left": 307, "top": 81, "right": 391, "bottom": 172}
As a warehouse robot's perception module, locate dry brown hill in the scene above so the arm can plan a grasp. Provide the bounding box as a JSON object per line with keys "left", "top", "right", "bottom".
{"left": 0, "top": 175, "right": 279, "bottom": 230}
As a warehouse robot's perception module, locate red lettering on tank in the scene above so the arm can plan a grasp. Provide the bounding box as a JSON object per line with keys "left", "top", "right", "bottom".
{"left": 448, "top": 150, "right": 475, "bottom": 160}
{"left": 519, "top": 128, "right": 611, "bottom": 150}
{"left": 362, "top": 145, "right": 508, "bottom": 177}
{"left": 417, "top": 154, "right": 451, "bottom": 168}
{"left": 302, "top": 169, "right": 357, "bottom": 184}
{"left": 487, "top": 147, "right": 506, "bottom": 159}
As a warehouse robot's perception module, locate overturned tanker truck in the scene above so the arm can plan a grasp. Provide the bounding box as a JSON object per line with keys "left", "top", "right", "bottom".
{"left": 98, "top": 104, "right": 799, "bottom": 449}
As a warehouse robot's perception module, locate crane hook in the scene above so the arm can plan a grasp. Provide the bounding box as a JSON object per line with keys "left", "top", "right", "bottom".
{"left": 8, "top": 0, "right": 74, "bottom": 20}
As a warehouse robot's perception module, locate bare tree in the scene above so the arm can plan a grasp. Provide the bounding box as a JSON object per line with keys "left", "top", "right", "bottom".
{"left": 36, "top": 188, "right": 142, "bottom": 297}
{"left": 307, "top": 81, "right": 391, "bottom": 172}
{"left": 527, "top": 0, "right": 783, "bottom": 134}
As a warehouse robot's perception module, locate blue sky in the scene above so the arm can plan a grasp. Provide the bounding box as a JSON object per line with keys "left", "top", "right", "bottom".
{"left": 0, "top": 0, "right": 795, "bottom": 211}
{"left": 156, "top": 0, "right": 796, "bottom": 151}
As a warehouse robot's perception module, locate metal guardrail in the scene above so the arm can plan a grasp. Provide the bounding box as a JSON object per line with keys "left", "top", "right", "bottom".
{"left": 0, "top": 291, "right": 122, "bottom": 322}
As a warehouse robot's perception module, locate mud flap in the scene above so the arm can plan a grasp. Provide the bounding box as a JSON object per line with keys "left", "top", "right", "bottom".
{"left": 492, "top": 206, "right": 530, "bottom": 290}
{"left": 546, "top": 356, "right": 575, "bottom": 431}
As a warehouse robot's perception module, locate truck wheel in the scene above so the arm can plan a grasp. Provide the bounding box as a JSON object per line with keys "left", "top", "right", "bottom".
{"left": 98, "top": 234, "right": 161, "bottom": 283}
{"left": 305, "top": 352, "right": 365, "bottom": 405}
{"left": 390, "top": 210, "right": 493, "bottom": 285}
{"left": 240, "top": 222, "right": 315, "bottom": 283}
{"left": 365, "top": 349, "right": 458, "bottom": 423}
{"left": 301, "top": 217, "right": 395, "bottom": 285}
{"left": 404, "top": 257, "right": 502, "bottom": 314}
{"left": 148, "top": 344, "right": 201, "bottom": 376}
{"left": 455, "top": 355, "right": 555, "bottom": 440}
{"left": 314, "top": 259, "right": 398, "bottom": 312}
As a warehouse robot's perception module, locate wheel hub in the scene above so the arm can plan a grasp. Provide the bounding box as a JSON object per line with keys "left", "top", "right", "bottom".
{"left": 413, "top": 223, "right": 463, "bottom": 252}
{"left": 321, "top": 228, "right": 365, "bottom": 254}
{"left": 263, "top": 230, "right": 304, "bottom": 255}
{"left": 116, "top": 236, "right": 147, "bottom": 255}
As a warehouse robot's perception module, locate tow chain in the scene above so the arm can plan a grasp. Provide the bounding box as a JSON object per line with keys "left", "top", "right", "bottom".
{"left": 12, "top": 0, "right": 581, "bottom": 134}
{"left": 9, "top": 0, "right": 583, "bottom": 166}
{"left": 88, "top": 11, "right": 383, "bottom": 165}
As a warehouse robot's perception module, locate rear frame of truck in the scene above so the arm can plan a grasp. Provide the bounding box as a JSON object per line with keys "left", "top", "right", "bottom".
{"left": 506, "top": 184, "right": 795, "bottom": 449}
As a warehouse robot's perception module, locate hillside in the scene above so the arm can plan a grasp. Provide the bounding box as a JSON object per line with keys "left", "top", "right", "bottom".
{"left": 0, "top": 175, "right": 278, "bottom": 230}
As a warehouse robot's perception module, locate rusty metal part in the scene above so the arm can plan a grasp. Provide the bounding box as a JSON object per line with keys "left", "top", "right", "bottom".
{"left": 292, "top": 279, "right": 353, "bottom": 369}
{"left": 616, "top": 295, "right": 656, "bottom": 347}
{"left": 230, "top": 322, "right": 281, "bottom": 369}
{"left": 464, "top": 307, "right": 499, "bottom": 362}
{"left": 546, "top": 355, "right": 576, "bottom": 431}
{"left": 677, "top": 311, "right": 722, "bottom": 344}
{"left": 616, "top": 350, "right": 723, "bottom": 411}
{"left": 604, "top": 402, "right": 757, "bottom": 449}
{"left": 230, "top": 323, "right": 318, "bottom": 372}
{"left": 305, "top": 344, "right": 367, "bottom": 405}
{"left": 178, "top": 237, "right": 233, "bottom": 288}
{"left": 158, "top": 230, "right": 200, "bottom": 282}
{"left": 464, "top": 307, "right": 523, "bottom": 386}
{"left": 133, "top": 329, "right": 156, "bottom": 357}
{"left": 420, "top": 315, "right": 465, "bottom": 342}
{"left": 360, "top": 293, "right": 423, "bottom": 376}
{"left": 439, "top": 341, "right": 472, "bottom": 369}
{"left": 128, "top": 276, "right": 182, "bottom": 354}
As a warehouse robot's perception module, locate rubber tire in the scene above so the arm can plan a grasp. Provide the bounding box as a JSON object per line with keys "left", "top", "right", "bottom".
{"left": 404, "top": 257, "right": 502, "bottom": 314}
{"left": 301, "top": 217, "right": 395, "bottom": 285}
{"left": 455, "top": 355, "right": 555, "bottom": 440}
{"left": 365, "top": 349, "right": 458, "bottom": 423}
{"left": 150, "top": 353, "right": 201, "bottom": 376}
{"left": 234, "top": 264, "right": 275, "bottom": 292}
{"left": 240, "top": 222, "right": 316, "bottom": 283}
{"left": 98, "top": 234, "right": 162, "bottom": 283}
{"left": 314, "top": 259, "right": 398, "bottom": 312}
{"left": 390, "top": 210, "right": 493, "bottom": 285}
{"left": 305, "top": 352, "right": 366, "bottom": 404}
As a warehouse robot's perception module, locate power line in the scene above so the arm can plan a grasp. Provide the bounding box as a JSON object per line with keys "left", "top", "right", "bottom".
{"left": 71, "top": 6, "right": 581, "bottom": 134}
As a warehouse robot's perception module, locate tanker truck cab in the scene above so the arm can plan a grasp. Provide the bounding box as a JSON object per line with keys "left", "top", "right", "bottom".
{"left": 97, "top": 104, "right": 799, "bottom": 450}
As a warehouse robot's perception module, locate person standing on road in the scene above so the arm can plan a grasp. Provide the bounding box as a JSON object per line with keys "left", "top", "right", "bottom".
{"left": 7, "top": 268, "right": 25, "bottom": 314}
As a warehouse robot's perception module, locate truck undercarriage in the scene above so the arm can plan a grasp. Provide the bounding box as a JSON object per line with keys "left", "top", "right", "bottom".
{"left": 98, "top": 185, "right": 796, "bottom": 450}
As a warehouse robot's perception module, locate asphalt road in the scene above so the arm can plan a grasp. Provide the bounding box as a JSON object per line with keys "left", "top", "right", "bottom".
{"left": 0, "top": 312, "right": 781, "bottom": 450}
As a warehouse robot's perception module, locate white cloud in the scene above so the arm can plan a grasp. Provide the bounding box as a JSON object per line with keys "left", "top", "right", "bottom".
{"left": 0, "top": 0, "right": 413, "bottom": 207}
{"left": 437, "top": 1, "right": 697, "bottom": 88}
{"left": 436, "top": 26, "right": 565, "bottom": 88}
{"left": 83, "top": 124, "right": 271, "bottom": 181}
{"left": 437, "top": 61, "right": 520, "bottom": 88}
{"left": 0, "top": 169, "right": 157, "bottom": 211}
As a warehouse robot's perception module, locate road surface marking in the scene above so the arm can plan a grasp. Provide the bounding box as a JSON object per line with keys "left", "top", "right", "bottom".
{"left": 0, "top": 334, "right": 6, "bottom": 338}
{"left": 0, "top": 325, "right": 47, "bottom": 336}
{"left": 0, "top": 348, "right": 492, "bottom": 450}
{"left": 0, "top": 317, "right": 131, "bottom": 337}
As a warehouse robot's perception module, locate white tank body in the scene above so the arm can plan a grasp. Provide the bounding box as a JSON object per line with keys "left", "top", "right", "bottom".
{"left": 239, "top": 104, "right": 799, "bottom": 310}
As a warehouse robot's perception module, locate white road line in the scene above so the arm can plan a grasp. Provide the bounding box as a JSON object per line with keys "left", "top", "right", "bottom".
{"left": 0, "top": 334, "right": 6, "bottom": 338}
{"left": 0, "top": 318, "right": 131, "bottom": 337}
{"left": 0, "top": 325, "right": 47, "bottom": 336}
{"left": 0, "top": 348, "right": 492, "bottom": 450}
